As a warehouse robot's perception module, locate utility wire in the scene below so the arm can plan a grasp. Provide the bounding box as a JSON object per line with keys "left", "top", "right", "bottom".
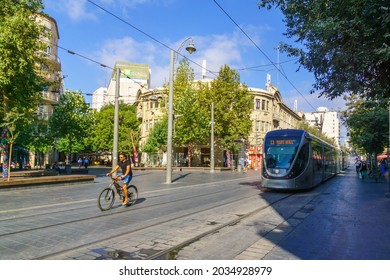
{"left": 47, "top": 40, "right": 152, "bottom": 93}
{"left": 212, "top": 0, "right": 317, "bottom": 112}
{"left": 86, "top": 0, "right": 218, "bottom": 79}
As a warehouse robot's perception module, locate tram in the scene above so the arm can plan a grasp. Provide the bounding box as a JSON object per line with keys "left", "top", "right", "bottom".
{"left": 261, "top": 129, "right": 341, "bottom": 190}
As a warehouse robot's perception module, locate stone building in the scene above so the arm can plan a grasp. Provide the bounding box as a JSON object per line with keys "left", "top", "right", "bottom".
{"left": 136, "top": 81, "right": 302, "bottom": 168}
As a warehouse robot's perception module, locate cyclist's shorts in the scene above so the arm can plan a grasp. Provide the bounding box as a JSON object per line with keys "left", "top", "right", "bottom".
{"left": 122, "top": 175, "right": 132, "bottom": 185}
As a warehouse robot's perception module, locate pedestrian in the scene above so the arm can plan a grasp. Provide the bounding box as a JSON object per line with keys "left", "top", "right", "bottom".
{"left": 380, "top": 159, "right": 387, "bottom": 178}
{"left": 360, "top": 161, "right": 368, "bottom": 180}
{"left": 355, "top": 158, "right": 361, "bottom": 175}
{"left": 84, "top": 157, "right": 89, "bottom": 168}
{"left": 77, "top": 157, "right": 83, "bottom": 168}
{"left": 52, "top": 161, "right": 60, "bottom": 172}
{"left": 106, "top": 153, "right": 133, "bottom": 206}
{"left": 243, "top": 158, "right": 248, "bottom": 173}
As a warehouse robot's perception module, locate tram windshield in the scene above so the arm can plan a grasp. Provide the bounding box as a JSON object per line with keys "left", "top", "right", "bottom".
{"left": 264, "top": 137, "right": 301, "bottom": 170}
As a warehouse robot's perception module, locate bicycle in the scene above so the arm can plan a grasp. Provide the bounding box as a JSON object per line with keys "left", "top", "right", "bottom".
{"left": 97, "top": 176, "right": 138, "bottom": 211}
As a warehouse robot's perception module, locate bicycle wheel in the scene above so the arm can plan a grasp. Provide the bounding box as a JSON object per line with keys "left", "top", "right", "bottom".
{"left": 127, "top": 185, "right": 138, "bottom": 206}
{"left": 98, "top": 188, "right": 115, "bottom": 211}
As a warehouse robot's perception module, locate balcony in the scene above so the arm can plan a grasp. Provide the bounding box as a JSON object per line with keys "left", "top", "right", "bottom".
{"left": 41, "top": 91, "right": 59, "bottom": 104}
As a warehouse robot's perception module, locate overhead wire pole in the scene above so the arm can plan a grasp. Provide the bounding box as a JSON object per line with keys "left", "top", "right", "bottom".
{"left": 388, "top": 101, "right": 390, "bottom": 196}
{"left": 165, "top": 38, "right": 196, "bottom": 184}
{"left": 166, "top": 50, "right": 175, "bottom": 184}
{"left": 210, "top": 102, "right": 215, "bottom": 173}
{"left": 112, "top": 67, "right": 120, "bottom": 176}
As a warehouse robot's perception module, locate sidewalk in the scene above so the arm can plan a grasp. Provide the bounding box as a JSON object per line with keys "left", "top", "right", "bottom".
{"left": 236, "top": 167, "right": 390, "bottom": 260}
{"left": 0, "top": 165, "right": 233, "bottom": 189}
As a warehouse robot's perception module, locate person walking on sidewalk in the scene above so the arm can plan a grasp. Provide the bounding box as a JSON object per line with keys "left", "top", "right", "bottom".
{"left": 380, "top": 159, "right": 387, "bottom": 178}
{"left": 355, "top": 158, "right": 362, "bottom": 175}
{"left": 360, "top": 161, "right": 368, "bottom": 180}
{"left": 106, "top": 153, "right": 133, "bottom": 206}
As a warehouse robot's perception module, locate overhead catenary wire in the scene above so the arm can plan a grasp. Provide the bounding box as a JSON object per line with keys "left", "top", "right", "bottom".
{"left": 86, "top": 0, "right": 218, "bottom": 79}
{"left": 212, "top": 0, "right": 342, "bottom": 139}
{"left": 212, "top": 0, "right": 317, "bottom": 112}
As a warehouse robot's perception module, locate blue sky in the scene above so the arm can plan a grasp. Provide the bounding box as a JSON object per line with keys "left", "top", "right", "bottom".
{"left": 42, "top": 0, "right": 346, "bottom": 114}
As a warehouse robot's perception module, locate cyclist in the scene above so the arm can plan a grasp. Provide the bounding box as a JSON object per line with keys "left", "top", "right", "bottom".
{"left": 106, "top": 152, "right": 133, "bottom": 206}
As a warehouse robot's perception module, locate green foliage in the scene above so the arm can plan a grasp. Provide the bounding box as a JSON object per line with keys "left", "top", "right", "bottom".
{"left": 49, "top": 90, "right": 92, "bottom": 158}
{"left": 142, "top": 116, "right": 168, "bottom": 153}
{"left": 88, "top": 102, "right": 140, "bottom": 154}
{"left": 343, "top": 95, "right": 389, "bottom": 155}
{"left": 173, "top": 59, "right": 210, "bottom": 146}
{"left": 258, "top": 0, "right": 390, "bottom": 100}
{"left": 0, "top": 107, "right": 30, "bottom": 145}
{"left": 18, "top": 117, "right": 53, "bottom": 155}
{"left": 56, "top": 138, "right": 84, "bottom": 155}
{"left": 206, "top": 65, "right": 253, "bottom": 152}
{"left": 0, "top": 0, "right": 47, "bottom": 114}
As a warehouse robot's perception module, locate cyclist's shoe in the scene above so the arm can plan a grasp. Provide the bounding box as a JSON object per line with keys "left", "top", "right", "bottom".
{"left": 122, "top": 201, "right": 129, "bottom": 206}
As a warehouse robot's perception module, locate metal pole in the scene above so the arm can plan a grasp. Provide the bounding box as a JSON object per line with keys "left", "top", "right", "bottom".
{"left": 210, "top": 102, "right": 215, "bottom": 173}
{"left": 112, "top": 67, "right": 120, "bottom": 175}
{"left": 386, "top": 102, "right": 390, "bottom": 197}
{"left": 166, "top": 50, "right": 174, "bottom": 184}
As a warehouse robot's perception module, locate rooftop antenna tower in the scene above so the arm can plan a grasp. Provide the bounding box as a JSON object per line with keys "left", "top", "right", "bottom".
{"left": 277, "top": 44, "right": 280, "bottom": 87}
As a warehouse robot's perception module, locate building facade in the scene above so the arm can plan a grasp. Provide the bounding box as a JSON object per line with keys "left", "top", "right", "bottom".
{"left": 304, "top": 107, "right": 340, "bottom": 146}
{"left": 91, "top": 87, "right": 107, "bottom": 111}
{"left": 246, "top": 84, "right": 302, "bottom": 169}
{"left": 29, "top": 14, "right": 63, "bottom": 168}
{"left": 105, "top": 62, "right": 151, "bottom": 106}
{"left": 136, "top": 80, "right": 302, "bottom": 168}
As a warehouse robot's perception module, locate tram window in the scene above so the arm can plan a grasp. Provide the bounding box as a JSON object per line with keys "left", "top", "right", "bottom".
{"left": 264, "top": 136, "right": 301, "bottom": 170}
{"left": 291, "top": 143, "right": 309, "bottom": 175}
{"left": 265, "top": 146, "right": 296, "bottom": 169}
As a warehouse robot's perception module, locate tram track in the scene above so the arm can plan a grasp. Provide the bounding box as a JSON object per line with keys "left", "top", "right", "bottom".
{"left": 36, "top": 188, "right": 277, "bottom": 260}
{"left": 149, "top": 183, "right": 333, "bottom": 260}
{"left": 0, "top": 184, "right": 252, "bottom": 237}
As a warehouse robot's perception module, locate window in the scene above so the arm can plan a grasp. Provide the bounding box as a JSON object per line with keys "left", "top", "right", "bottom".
{"left": 255, "top": 120, "right": 259, "bottom": 132}
{"left": 261, "top": 121, "right": 265, "bottom": 132}
{"left": 255, "top": 99, "right": 260, "bottom": 109}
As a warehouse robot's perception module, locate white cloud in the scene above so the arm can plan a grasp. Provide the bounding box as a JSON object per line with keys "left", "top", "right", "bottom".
{"left": 44, "top": 0, "right": 96, "bottom": 21}
{"left": 94, "top": 30, "right": 250, "bottom": 88}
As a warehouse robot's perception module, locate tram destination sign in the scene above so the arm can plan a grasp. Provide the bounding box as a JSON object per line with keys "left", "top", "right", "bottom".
{"left": 269, "top": 139, "right": 297, "bottom": 145}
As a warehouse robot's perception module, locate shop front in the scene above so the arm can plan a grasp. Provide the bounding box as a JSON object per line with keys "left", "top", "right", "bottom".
{"left": 247, "top": 145, "right": 262, "bottom": 170}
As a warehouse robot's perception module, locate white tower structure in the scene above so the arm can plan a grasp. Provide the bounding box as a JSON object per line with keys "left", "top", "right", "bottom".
{"left": 91, "top": 87, "right": 107, "bottom": 111}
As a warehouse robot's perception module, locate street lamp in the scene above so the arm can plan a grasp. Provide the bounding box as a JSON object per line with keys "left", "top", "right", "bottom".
{"left": 166, "top": 38, "right": 196, "bottom": 184}
{"left": 210, "top": 102, "right": 215, "bottom": 173}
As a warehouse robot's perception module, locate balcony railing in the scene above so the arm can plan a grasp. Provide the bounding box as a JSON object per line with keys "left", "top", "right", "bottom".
{"left": 41, "top": 91, "right": 59, "bottom": 103}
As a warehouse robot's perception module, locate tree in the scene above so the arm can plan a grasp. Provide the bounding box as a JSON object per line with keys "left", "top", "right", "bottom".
{"left": 343, "top": 94, "right": 388, "bottom": 157}
{"left": 88, "top": 102, "right": 139, "bottom": 154}
{"left": 18, "top": 117, "right": 54, "bottom": 168}
{"left": 49, "top": 90, "right": 92, "bottom": 163}
{"left": 258, "top": 0, "right": 390, "bottom": 101}
{"left": 0, "top": 108, "right": 28, "bottom": 181}
{"left": 173, "top": 59, "right": 210, "bottom": 166}
{"left": 0, "top": 0, "right": 48, "bottom": 177}
{"left": 142, "top": 116, "right": 168, "bottom": 154}
{"left": 207, "top": 65, "right": 253, "bottom": 155}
